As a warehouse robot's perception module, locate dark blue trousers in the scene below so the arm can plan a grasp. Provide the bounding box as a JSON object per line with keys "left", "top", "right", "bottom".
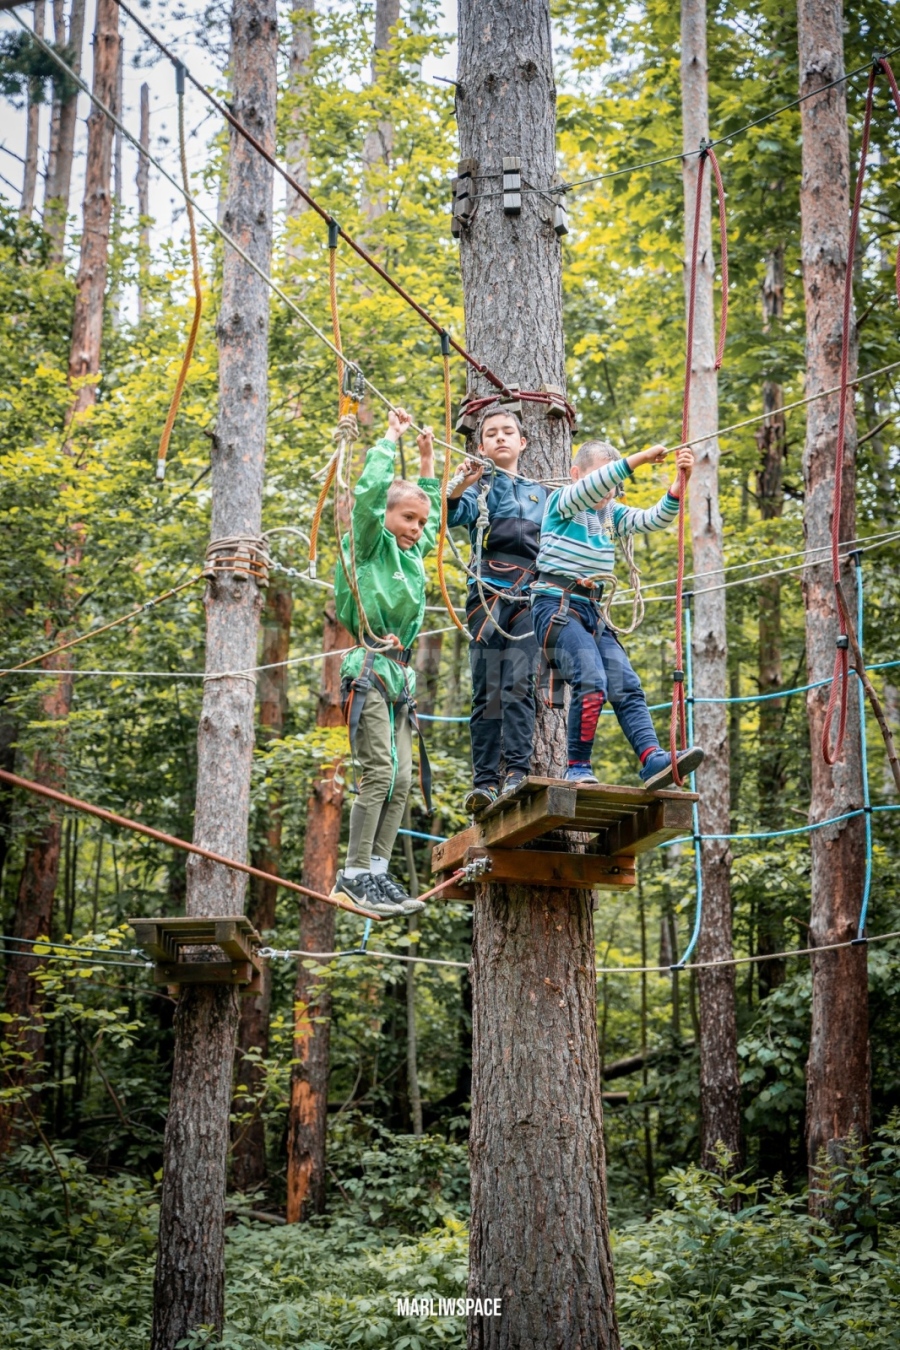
{"left": 531, "top": 593, "right": 660, "bottom": 765}
{"left": 466, "top": 588, "right": 538, "bottom": 787}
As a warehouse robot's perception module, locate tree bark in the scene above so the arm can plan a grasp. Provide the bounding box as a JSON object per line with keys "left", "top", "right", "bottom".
{"left": 458, "top": 3, "right": 617, "bottom": 1345}
{"left": 150, "top": 3, "right": 276, "bottom": 1344}
{"left": 756, "top": 243, "right": 788, "bottom": 994}
{"left": 360, "top": 0, "right": 400, "bottom": 221}
{"left": 285, "top": 604, "right": 350, "bottom": 1222}
{"left": 681, "top": 0, "right": 741, "bottom": 1170}
{"left": 797, "top": 0, "right": 868, "bottom": 1202}
{"left": 44, "top": 0, "right": 87, "bottom": 263}
{"left": 45, "top": 0, "right": 64, "bottom": 206}
{"left": 285, "top": 0, "right": 314, "bottom": 244}
{"left": 68, "top": 0, "right": 119, "bottom": 422}
{"left": 136, "top": 82, "right": 150, "bottom": 321}
{"left": 20, "top": 2, "right": 45, "bottom": 221}
{"left": 0, "top": 0, "right": 118, "bottom": 1158}
{"left": 231, "top": 582, "right": 292, "bottom": 1192}
{"left": 414, "top": 629, "right": 442, "bottom": 719}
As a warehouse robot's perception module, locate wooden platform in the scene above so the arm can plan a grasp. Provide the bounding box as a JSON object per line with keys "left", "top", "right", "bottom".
{"left": 431, "top": 776, "right": 696, "bottom": 898}
{"left": 128, "top": 915, "right": 262, "bottom": 992}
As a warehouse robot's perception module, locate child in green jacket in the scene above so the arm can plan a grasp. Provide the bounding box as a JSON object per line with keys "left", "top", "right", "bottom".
{"left": 331, "top": 407, "right": 442, "bottom": 916}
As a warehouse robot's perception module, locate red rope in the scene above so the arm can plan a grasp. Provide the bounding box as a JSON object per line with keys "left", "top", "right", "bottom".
{"left": 823, "top": 58, "right": 900, "bottom": 764}
{"left": 670, "top": 146, "right": 729, "bottom": 786}
{"left": 823, "top": 68, "right": 877, "bottom": 764}
{"left": 0, "top": 769, "right": 384, "bottom": 921}
{"left": 460, "top": 390, "right": 577, "bottom": 429}
{"left": 878, "top": 59, "right": 900, "bottom": 305}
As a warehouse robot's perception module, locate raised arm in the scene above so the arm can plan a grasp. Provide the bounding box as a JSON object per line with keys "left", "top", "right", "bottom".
{"left": 555, "top": 457, "right": 632, "bottom": 519}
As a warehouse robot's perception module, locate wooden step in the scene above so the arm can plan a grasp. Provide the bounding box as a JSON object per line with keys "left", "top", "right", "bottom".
{"left": 431, "top": 776, "right": 696, "bottom": 894}
{"left": 128, "top": 915, "right": 262, "bottom": 991}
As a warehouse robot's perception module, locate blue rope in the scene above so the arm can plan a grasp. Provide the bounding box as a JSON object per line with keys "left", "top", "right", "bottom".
{"left": 856, "top": 558, "right": 873, "bottom": 940}
{"left": 398, "top": 827, "right": 448, "bottom": 843}
{"left": 672, "top": 601, "right": 704, "bottom": 970}
{"left": 416, "top": 659, "right": 900, "bottom": 722}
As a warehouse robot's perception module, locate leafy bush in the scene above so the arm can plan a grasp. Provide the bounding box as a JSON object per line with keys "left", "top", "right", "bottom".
{"left": 614, "top": 1120, "right": 900, "bottom": 1349}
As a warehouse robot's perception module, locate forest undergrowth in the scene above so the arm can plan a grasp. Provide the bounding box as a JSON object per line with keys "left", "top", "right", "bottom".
{"left": 3, "top": 1118, "right": 900, "bottom": 1349}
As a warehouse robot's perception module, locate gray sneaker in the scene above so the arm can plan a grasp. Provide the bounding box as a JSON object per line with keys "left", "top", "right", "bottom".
{"left": 330, "top": 870, "right": 404, "bottom": 915}
{"left": 378, "top": 873, "right": 426, "bottom": 914}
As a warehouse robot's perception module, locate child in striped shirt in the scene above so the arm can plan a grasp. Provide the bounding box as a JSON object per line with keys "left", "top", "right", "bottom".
{"left": 531, "top": 438, "right": 703, "bottom": 790}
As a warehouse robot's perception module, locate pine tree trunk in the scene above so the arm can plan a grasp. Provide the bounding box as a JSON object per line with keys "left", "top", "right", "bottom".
{"left": 360, "top": 0, "right": 400, "bottom": 221}
{"left": 680, "top": 0, "right": 741, "bottom": 1170}
{"left": 20, "top": 2, "right": 45, "bottom": 221}
{"left": 68, "top": 0, "right": 119, "bottom": 421}
{"left": 756, "top": 244, "right": 787, "bottom": 993}
{"left": 285, "top": 0, "right": 314, "bottom": 247}
{"left": 150, "top": 3, "right": 277, "bottom": 1344}
{"left": 136, "top": 82, "right": 150, "bottom": 321}
{"left": 285, "top": 606, "right": 349, "bottom": 1221}
{"left": 796, "top": 0, "right": 869, "bottom": 1203}
{"left": 231, "top": 583, "right": 292, "bottom": 1192}
{"left": 0, "top": 0, "right": 118, "bottom": 1158}
{"left": 44, "top": 0, "right": 86, "bottom": 262}
{"left": 45, "top": 0, "right": 65, "bottom": 204}
{"left": 458, "top": 3, "right": 617, "bottom": 1345}
{"left": 414, "top": 629, "right": 442, "bottom": 719}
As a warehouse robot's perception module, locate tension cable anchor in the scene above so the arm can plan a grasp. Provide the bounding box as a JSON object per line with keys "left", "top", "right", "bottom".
{"left": 461, "top": 855, "right": 493, "bottom": 885}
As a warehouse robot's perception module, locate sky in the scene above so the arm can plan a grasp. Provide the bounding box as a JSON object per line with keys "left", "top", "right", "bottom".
{"left": 0, "top": 1, "right": 459, "bottom": 256}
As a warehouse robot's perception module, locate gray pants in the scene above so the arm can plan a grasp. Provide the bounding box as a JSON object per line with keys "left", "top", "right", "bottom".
{"left": 346, "top": 693, "right": 413, "bottom": 870}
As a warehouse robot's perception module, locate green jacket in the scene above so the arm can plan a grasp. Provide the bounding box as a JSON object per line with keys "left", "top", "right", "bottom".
{"left": 334, "top": 438, "right": 442, "bottom": 700}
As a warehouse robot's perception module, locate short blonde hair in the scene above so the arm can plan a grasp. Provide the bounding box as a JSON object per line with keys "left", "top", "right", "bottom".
{"left": 386, "top": 479, "right": 430, "bottom": 510}
{"left": 573, "top": 439, "right": 620, "bottom": 472}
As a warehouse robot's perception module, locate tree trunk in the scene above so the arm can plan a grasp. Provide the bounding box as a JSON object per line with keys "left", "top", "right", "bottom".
{"left": 360, "top": 0, "right": 400, "bottom": 221}
{"left": 402, "top": 805, "right": 423, "bottom": 1136}
{"left": 109, "top": 33, "right": 124, "bottom": 330}
{"left": 20, "top": 2, "right": 45, "bottom": 221}
{"left": 231, "top": 582, "right": 292, "bottom": 1192}
{"left": 681, "top": 0, "right": 740, "bottom": 1170}
{"left": 45, "top": 0, "right": 64, "bottom": 208}
{"left": 285, "top": 0, "right": 314, "bottom": 245}
{"left": 136, "top": 82, "right": 150, "bottom": 321}
{"left": 756, "top": 244, "right": 788, "bottom": 994}
{"left": 44, "top": 0, "right": 87, "bottom": 263}
{"left": 150, "top": 3, "right": 276, "bottom": 1344}
{"left": 68, "top": 0, "right": 119, "bottom": 422}
{"left": 797, "top": 0, "right": 868, "bottom": 1203}
{"left": 458, "top": 3, "right": 617, "bottom": 1345}
{"left": 0, "top": 0, "right": 118, "bottom": 1158}
{"left": 414, "top": 629, "right": 442, "bottom": 719}
{"left": 285, "top": 605, "right": 349, "bottom": 1221}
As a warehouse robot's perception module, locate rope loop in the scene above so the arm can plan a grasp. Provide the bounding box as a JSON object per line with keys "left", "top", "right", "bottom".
{"left": 203, "top": 536, "right": 271, "bottom": 586}
{"left": 333, "top": 412, "right": 359, "bottom": 447}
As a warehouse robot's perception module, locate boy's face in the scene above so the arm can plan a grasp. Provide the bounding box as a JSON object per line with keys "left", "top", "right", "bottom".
{"left": 385, "top": 493, "right": 431, "bottom": 550}
{"left": 478, "top": 413, "right": 526, "bottom": 471}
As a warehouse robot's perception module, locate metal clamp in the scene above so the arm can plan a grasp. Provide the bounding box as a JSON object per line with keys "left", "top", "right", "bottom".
{"left": 461, "top": 855, "right": 493, "bottom": 885}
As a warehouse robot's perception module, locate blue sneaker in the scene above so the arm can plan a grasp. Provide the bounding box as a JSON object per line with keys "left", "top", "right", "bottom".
{"left": 640, "top": 747, "right": 704, "bottom": 791}
{"left": 564, "top": 763, "right": 600, "bottom": 785}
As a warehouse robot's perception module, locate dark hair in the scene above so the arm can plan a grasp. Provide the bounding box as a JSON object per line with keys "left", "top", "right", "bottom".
{"left": 476, "top": 404, "right": 525, "bottom": 444}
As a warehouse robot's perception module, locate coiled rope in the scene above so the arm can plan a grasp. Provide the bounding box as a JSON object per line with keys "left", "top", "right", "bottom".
{"left": 669, "top": 143, "right": 729, "bottom": 787}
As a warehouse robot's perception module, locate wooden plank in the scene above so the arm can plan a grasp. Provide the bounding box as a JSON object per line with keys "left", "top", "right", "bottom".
{"left": 473, "top": 847, "right": 635, "bottom": 890}
{"left": 431, "top": 822, "right": 484, "bottom": 873}
{"left": 214, "top": 920, "right": 254, "bottom": 961}
{"left": 606, "top": 797, "right": 694, "bottom": 855}
{"left": 524, "top": 776, "right": 698, "bottom": 807}
{"left": 129, "top": 922, "right": 175, "bottom": 963}
{"left": 480, "top": 784, "right": 578, "bottom": 849}
{"left": 153, "top": 960, "right": 256, "bottom": 986}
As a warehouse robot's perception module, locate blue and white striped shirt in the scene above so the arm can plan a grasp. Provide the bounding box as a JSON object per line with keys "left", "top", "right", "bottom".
{"left": 533, "top": 457, "right": 681, "bottom": 594}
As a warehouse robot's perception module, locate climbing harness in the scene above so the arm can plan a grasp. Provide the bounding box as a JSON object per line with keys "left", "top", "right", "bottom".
{"left": 155, "top": 63, "right": 203, "bottom": 483}
{"left": 669, "top": 141, "right": 729, "bottom": 787}
{"left": 341, "top": 646, "right": 433, "bottom": 814}
{"left": 823, "top": 55, "right": 900, "bottom": 767}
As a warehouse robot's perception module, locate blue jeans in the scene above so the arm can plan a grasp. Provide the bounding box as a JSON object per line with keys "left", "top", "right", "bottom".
{"left": 466, "top": 588, "right": 538, "bottom": 786}
{"left": 531, "top": 593, "right": 660, "bottom": 765}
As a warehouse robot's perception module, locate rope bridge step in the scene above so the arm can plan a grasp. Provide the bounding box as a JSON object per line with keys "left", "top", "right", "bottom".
{"left": 431, "top": 776, "right": 697, "bottom": 894}
{"left": 129, "top": 915, "right": 262, "bottom": 991}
